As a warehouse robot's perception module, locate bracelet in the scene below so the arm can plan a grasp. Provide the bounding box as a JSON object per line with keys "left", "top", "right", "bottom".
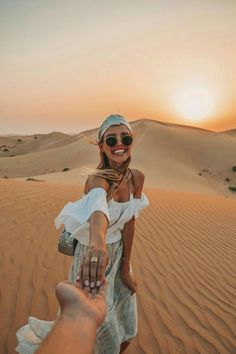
{"left": 121, "top": 257, "right": 130, "bottom": 264}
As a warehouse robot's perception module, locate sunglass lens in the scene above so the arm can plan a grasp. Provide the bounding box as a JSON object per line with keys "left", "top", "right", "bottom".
{"left": 122, "top": 135, "right": 133, "bottom": 146}
{"left": 105, "top": 135, "right": 133, "bottom": 147}
{"left": 105, "top": 137, "right": 117, "bottom": 147}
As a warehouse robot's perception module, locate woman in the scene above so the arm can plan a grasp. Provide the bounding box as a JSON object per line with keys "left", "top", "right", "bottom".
{"left": 16, "top": 114, "right": 149, "bottom": 354}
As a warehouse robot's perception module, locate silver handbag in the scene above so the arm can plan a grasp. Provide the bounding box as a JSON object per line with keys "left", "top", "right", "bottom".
{"left": 58, "top": 228, "right": 78, "bottom": 256}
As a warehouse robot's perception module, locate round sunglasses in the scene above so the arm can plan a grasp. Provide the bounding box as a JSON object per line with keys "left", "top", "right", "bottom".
{"left": 105, "top": 135, "right": 133, "bottom": 147}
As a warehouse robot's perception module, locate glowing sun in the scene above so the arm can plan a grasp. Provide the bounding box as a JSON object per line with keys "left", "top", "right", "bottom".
{"left": 173, "top": 84, "right": 215, "bottom": 121}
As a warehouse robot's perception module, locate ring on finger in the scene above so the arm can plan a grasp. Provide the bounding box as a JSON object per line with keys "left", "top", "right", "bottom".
{"left": 90, "top": 256, "right": 99, "bottom": 263}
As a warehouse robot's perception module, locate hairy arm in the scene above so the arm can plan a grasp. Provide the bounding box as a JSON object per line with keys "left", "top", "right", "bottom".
{"left": 36, "top": 314, "right": 97, "bottom": 354}
{"left": 36, "top": 281, "right": 107, "bottom": 354}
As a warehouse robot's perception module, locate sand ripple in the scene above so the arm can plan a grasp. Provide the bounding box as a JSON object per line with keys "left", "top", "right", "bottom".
{"left": 0, "top": 180, "right": 236, "bottom": 354}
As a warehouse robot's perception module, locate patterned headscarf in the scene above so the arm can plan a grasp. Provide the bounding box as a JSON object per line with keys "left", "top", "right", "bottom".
{"left": 97, "top": 114, "right": 132, "bottom": 142}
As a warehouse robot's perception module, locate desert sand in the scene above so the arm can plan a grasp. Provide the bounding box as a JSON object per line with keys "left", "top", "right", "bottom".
{"left": 1, "top": 119, "right": 236, "bottom": 354}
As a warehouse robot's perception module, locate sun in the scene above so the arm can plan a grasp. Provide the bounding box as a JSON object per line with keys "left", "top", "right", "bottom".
{"left": 173, "top": 84, "right": 215, "bottom": 122}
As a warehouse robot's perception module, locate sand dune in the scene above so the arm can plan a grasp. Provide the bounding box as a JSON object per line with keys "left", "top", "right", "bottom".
{"left": 1, "top": 120, "right": 236, "bottom": 198}
{"left": 1, "top": 179, "right": 236, "bottom": 354}
{"left": 1, "top": 119, "right": 236, "bottom": 353}
{"left": 0, "top": 132, "right": 80, "bottom": 158}
{"left": 220, "top": 128, "right": 236, "bottom": 138}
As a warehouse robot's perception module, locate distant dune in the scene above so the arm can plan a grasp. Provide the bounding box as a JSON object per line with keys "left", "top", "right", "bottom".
{"left": 0, "top": 131, "right": 80, "bottom": 157}
{"left": 1, "top": 119, "right": 236, "bottom": 354}
{"left": 220, "top": 128, "right": 236, "bottom": 138}
{"left": 0, "top": 119, "right": 236, "bottom": 197}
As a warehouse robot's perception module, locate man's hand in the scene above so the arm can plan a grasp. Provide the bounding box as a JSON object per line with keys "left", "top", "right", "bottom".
{"left": 55, "top": 280, "right": 107, "bottom": 327}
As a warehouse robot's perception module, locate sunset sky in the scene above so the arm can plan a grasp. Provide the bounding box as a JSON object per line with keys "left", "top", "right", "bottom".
{"left": 1, "top": 0, "right": 236, "bottom": 134}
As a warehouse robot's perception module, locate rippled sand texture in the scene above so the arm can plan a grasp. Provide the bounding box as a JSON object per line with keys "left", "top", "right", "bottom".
{"left": 134, "top": 189, "right": 236, "bottom": 354}
{"left": 0, "top": 180, "right": 236, "bottom": 354}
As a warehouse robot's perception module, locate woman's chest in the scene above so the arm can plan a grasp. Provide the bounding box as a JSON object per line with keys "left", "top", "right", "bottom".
{"left": 112, "top": 173, "right": 134, "bottom": 203}
{"left": 108, "top": 199, "right": 134, "bottom": 226}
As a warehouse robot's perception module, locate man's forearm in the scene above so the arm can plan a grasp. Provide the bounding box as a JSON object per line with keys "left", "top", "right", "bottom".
{"left": 36, "top": 315, "right": 97, "bottom": 354}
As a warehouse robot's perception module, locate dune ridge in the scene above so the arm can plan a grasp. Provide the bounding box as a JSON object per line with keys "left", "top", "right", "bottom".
{"left": 1, "top": 179, "right": 236, "bottom": 353}
{"left": 1, "top": 119, "right": 236, "bottom": 199}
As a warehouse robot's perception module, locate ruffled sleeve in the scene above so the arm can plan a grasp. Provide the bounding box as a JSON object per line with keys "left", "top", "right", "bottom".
{"left": 133, "top": 192, "right": 149, "bottom": 218}
{"left": 54, "top": 187, "right": 110, "bottom": 233}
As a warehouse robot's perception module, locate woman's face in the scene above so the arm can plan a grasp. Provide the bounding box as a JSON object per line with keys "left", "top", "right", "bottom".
{"left": 100, "top": 124, "right": 133, "bottom": 167}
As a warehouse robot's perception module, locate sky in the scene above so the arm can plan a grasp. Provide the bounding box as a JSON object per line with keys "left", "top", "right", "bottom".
{"left": 1, "top": 0, "right": 236, "bottom": 134}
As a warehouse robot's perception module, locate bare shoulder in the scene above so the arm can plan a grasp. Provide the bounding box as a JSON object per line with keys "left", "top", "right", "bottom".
{"left": 131, "top": 168, "right": 145, "bottom": 185}
{"left": 84, "top": 175, "right": 110, "bottom": 194}
{"left": 130, "top": 169, "right": 145, "bottom": 197}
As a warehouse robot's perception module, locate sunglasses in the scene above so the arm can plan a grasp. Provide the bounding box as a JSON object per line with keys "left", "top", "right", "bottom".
{"left": 105, "top": 135, "right": 133, "bottom": 147}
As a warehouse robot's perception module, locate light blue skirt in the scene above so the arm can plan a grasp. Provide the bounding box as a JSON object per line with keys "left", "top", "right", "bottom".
{"left": 16, "top": 239, "right": 137, "bottom": 354}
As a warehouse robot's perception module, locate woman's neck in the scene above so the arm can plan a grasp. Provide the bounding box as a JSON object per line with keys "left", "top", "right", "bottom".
{"left": 108, "top": 160, "right": 123, "bottom": 170}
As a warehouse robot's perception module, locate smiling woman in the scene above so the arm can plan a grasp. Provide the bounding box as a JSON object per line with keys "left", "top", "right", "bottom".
{"left": 15, "top": 114, "right": 149, "bottom": 354}
{"left": 100, "top": 126, "right": 133, "bottom": 165}
{"left": 173, "top": 83, "right": 216, "bottom": 122}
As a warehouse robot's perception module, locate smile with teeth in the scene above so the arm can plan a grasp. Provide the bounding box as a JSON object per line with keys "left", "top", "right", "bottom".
{"left": 112, "top": 149, "right": 127, "bottom": 155}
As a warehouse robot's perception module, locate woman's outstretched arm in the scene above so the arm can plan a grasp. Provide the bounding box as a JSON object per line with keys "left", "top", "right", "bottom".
{"left": 77, "top": 176, "right": 110, "bottom": 293}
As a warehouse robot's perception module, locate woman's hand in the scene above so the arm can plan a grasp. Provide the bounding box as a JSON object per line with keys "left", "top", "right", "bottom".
{"left": 77, "top": 246, "right": 108, "bottom": 294}
{"left": 120, "top": 262, "right": 137, "bottom": 295}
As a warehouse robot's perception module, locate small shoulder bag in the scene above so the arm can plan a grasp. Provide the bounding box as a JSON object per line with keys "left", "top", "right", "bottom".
{"left": 58, "top": 227, "right": 78, "bottom": 256}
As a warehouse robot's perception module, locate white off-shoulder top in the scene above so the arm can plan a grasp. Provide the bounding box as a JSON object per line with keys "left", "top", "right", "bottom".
{"left": 55, "top": 187, "right": 149, "bottom": 246}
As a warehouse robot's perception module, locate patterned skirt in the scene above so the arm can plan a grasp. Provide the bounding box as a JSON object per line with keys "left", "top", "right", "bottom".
{"left": 16, "top": 239, "right": 137, "bottom": 354}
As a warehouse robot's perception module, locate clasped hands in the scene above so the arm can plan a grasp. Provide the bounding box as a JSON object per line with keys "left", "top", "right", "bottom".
{"left": 77, "top": 245, "right": 137, "bottom": 295}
